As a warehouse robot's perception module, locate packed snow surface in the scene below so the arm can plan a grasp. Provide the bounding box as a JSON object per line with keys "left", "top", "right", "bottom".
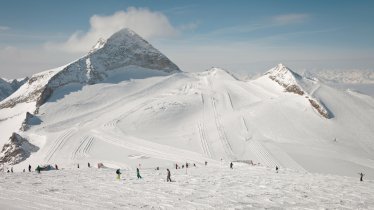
{"left": 0, "top": 67, "right": 372, "bottom": 181}
{"left": 0, "top": 164, "right": 373, "bottom": 209}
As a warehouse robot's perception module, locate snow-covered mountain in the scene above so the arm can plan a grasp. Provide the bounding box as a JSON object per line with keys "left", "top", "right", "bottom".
{"left": 0, "top": 77, "right": 28, "bottom": 102}
{"left": 0, "top": 28, "right": 180, "bottom": 111}
{"left": 310, "top": 69, "right": 374, "bottom": 84}
{"left": 0, "top": 29, "right": 373, "bottom": 180}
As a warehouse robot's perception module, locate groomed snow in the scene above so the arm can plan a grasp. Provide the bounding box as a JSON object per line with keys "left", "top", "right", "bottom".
{"left": 1, "top": 67, "right": 372, "bottom": 181}
{"left": 0, "top": 164, "right": 373, "bottom": 209}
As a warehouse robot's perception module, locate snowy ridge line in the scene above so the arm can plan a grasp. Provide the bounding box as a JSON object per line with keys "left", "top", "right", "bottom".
{"left": 211, "top": 97, "right": 235, "bottom": 159}
{"left": 45, "top": 129, "right": 76, "bottom": 162}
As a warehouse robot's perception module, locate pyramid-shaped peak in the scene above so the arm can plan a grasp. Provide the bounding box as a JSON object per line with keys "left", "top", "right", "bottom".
{"left": 103, "top": 28, "right": 150, "bottom": 48}
{"left": 87, "top": 28, "right": 181, "bottom": 73}
{"left": 265, "top": 63, "right": 301, "bottom": 79}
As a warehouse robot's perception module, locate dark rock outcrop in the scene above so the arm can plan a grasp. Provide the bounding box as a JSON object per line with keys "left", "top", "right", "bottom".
{"left": 0, "top": 133, "right": 39, "bottom": 166}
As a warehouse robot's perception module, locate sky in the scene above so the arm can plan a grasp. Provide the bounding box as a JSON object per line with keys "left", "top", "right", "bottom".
{"left": 0, "top": 0, "right": 374, "bottom": 78}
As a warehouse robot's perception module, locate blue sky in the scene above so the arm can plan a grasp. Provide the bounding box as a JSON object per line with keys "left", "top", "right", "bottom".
{"left": 0, "top": 0, "right": 374, "bottom": 78}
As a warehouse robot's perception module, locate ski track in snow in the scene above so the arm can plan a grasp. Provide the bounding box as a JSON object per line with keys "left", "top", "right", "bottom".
{"left": 0, "top": 165, "right": 373, "bottom": 209}
{"left": 197, "top": 122, "right": 212, "bottom": 158}
{"left": 71, "top": 135, "right": 95, "bottom": 160}
{"left": 226, "top": 91, "right": 234, "bottom": 111}
{"left": 92, "top": 129, "right": 206, "bottom": 164}
{"left": 211, "top": 97, "right": 235, "bottom": 159}
{"left": 247, "top": 140, "right": 279, "bottom": 167}
{"left": 45, "top": 129, "right": 77, "bottom": 162}
{"left": 103, "top": 97, "right": 159, "bottom": 129}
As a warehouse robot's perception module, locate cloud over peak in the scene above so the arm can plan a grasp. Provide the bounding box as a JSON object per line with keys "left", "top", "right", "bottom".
{"left": 46, "top": 7, "right": 180, "bottom": 53}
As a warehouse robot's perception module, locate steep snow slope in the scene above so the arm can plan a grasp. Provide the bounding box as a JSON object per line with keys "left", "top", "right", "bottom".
{"left": 1, "top": 164, "right": 373, "bottom": 209}
{"left": 5, "top": 65, "right": 374, "bottom": 179}
{"left": 0, "top": 77, "right": 28, "bottom": 101}
{"left": 0, "top": 28, "right": 180, "bottom": 110}
{"left": 0, "top": 28, "right": 180, "bottom": 163}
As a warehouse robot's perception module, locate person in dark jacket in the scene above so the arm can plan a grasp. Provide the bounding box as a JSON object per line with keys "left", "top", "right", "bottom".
{"left": 166, "top": 169, "right": 172, "bottom": 182}
{"left": 36, "top": 165, "right": 41, "bottom": 173}
{"left": 55, "top": 164, "right": 59, "bottom": 170}
{"left": 359, "top": 172, "right": 365, "bottom": 181}
{"left": 276, "top": 166, "right": 279, "bottom": 173}
{"left": 88, "top": 162, "right": 91, "bottom": 168}
{"left": 116, "top": 169, "right": 121, "bottom": 180}
{"left": 28, "top": 164, "right": 31, "bottom": 172}
{"left": 137, "top": 168, "right": 142, "bottom": 179}
{"left": 230, "top": 162, "right": 233, "bottom": 169}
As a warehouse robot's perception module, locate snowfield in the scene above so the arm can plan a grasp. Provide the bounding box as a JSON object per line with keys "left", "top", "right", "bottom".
{"left": 0, "top": 164, "right": 373, "bottom": 209}
{"left": 0, "top": 28, "right": 374, "bottom": 209}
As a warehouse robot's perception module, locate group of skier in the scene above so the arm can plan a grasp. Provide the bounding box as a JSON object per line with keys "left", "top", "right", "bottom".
{"left": 3, "top": 161, "right": 367, "bottom": 182}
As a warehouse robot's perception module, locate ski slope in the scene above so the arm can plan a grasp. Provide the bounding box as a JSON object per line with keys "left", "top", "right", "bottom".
{"left": 3, "top": 66, "right": 373, "bottom": 180}
{"left": 0, "top": 164, "right": 373, "bottom": 209}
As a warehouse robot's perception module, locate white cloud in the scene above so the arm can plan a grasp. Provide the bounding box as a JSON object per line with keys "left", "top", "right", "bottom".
{"left": 46, "top": 7, "right": 180, "bottom": 53}
{"left": 0, "top": 26, "right": 10, "bottom": 31}
{"left": 273, "top": 14, "right": 309, "bottom": 25}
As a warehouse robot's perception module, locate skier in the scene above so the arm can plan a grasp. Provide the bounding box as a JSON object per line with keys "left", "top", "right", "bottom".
{"left": 11, "top": 167, "right": 13, "bottom": 173}
{"left": 359, "top": 172, "right": 365, "bottom": 182}
{"left": 193, "top": 163, "right": 196, "bottom": 167}
{"left": 186, "top": 163, "right": 189, "bottom": 168}
{"left": 205, "top": 161, "right": 208, "bottom": 166}
{"left": 137, "top": 168, "right": 142, "bottom": 179}
{"left": 116, "top": 169, "right": 121, "bottom": 180}
{"left": 88, "top": 162, "right": 91, "bottom": 168}
{"left": 36, "top": 165, "right": 41, "bottom": 174}
{"left": 175, "top": 163, "right": 178, "bottom": 170}
{"left": 28, "top": 164, "right": 31, "bottom": 172}
{"left": 77, "top": 164, "right": 80, "bottom": 169}
{"left": 182, "top": 165, "right": 184, "bottom": 169}
{"left": 230, "top": 162, "right": 233, "bottom": 169}
{"left": 166, "top": 169, "right": 172, "bottom": 182}
{"left": 55, "top": 164, "right": 58, "bottom": 170}
{"left": 276, "top": 166, "right": 279, "bottom": 173}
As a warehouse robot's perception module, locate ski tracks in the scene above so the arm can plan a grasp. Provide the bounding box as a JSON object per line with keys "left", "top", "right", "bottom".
{"left": 71, "top": 135, "right": 95, "bottom": 160}
{"left": 211, "top": 97, "right": 235, "bottom": 159}
{"left": 102, "top": 98, "right": 160, "bottom": 129}
{"left": 226, "top": 91, "right": 234, "bottom": 111}
{"left": 197, "top": 122, "right": 212, "bottom": 158}
{"left": 45, "top": 129, "right": 77, "bottom": 162}
{"left": 247, "top": 140, "right": 279, "bottom": 167}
